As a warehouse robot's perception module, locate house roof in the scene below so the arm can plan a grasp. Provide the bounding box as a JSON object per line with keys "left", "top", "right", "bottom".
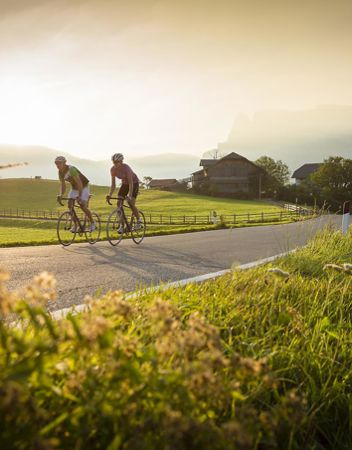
{"left": 209, "top": 152, "right": 264, "bottom": 172}
{"left": 191, "top": 168, "right": 205, "bottom": 176}
{"left": 193, "top": 152, "right": 264, "bottom": 176}
{"left": 148, "top": 178, "right": 178, "bottom": 188}
{"left": 199, "top": 159, "right": 218, "bottom": 167}
{"left": 200, "top": 152, "right": 250, "bottom": 167}
{"left": 292, "top": 163, "right": 321, "bottom": 179}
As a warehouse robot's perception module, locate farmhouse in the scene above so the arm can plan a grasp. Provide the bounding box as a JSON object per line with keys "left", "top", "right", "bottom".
{"left": 148, "top": 179, "right": 179, "bottom": 190}
{"left": 292, "top": 163, "right": 321, "bottom": 185}
{"left": 191, "top": 152, "right": 264, "bottom": 196}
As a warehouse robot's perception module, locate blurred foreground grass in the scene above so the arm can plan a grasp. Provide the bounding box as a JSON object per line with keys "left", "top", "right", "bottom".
{"left": 1, "top": 227, "right": 352, "bottom": 448}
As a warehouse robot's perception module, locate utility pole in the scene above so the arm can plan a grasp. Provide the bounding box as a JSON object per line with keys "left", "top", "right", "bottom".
{"left": 258, "top": 173, "right": 262, "bottom": 200}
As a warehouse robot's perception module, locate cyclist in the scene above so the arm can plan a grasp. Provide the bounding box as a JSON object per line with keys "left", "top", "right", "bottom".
{"left": 106, "top": 153, "right": 143, "bottom": 231}
{"left": 54, "top": 156, "right": 96, "bottom": 232}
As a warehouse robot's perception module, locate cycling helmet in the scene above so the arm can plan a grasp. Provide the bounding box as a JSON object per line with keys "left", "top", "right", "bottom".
{"left": 55, "top": 156, "right": 66, "bottom": 163}
{"left": 112, "top": 153, "right": 124, "bottom": 162}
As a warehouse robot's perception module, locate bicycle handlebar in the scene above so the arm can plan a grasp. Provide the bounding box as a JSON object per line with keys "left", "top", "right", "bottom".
{"left": 106, "top": 196, "right": 131, "bottom": 207}
{"left": 57, "top": 194, "right": 93, "bottom": 207}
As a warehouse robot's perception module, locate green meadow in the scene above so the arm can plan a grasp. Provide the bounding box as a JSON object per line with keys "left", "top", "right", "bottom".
{"left": 1, "top": 228, "right": 352, "bottom": 449}
{"left": 0, "top": 178, "right": 286, "bottom": 246}
{"left": 0, "top": 178, "right": 281, "bottom": 215}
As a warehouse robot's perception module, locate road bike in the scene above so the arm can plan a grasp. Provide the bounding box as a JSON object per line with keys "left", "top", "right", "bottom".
{"left": 57, "top": 196, "right": 101, "bottom": 246}
{"left": 106, "top": 196, "right": 146, "bottom": 246}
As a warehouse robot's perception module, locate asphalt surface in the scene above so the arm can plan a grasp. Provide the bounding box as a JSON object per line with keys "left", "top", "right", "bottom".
{"left": 0, "top": 215, "right": 339, "bottom": 311}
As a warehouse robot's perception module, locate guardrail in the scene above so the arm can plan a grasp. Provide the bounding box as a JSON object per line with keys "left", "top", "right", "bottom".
{"left": 0, "top": 208, "right": 317, "bottom": 225}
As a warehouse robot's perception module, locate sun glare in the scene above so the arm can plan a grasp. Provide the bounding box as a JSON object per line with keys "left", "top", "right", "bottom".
{"left": 0, "top": 78, "right": 58, "bottom": 145}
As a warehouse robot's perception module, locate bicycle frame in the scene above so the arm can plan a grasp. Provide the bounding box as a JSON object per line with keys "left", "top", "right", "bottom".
{"left": 106, "top": 196, "right": 146, "bottom": 245}
{"left": 59, "top": 197, "right": 87, "bottom": 234}
{"left": 57, "top": 195, "right": 101, "bottom": 246}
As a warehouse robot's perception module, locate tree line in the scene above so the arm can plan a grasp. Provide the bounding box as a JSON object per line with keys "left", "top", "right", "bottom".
{"left": 257, "top": 155, "right": 352, "bottom": 211}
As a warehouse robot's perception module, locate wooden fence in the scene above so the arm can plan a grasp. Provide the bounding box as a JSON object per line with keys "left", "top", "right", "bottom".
{"left": 0, "top": 207, "right": 316, "bottom": 226}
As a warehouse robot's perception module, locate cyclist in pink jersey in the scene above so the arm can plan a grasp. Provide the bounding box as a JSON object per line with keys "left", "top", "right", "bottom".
{"left": 106, "top": 153, "right": 142, "bottom": 229}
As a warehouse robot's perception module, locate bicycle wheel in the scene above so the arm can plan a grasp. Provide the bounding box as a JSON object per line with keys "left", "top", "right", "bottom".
{"left": 85, "top": 212, "right": 101, "bottom": 244}
{"left": 106, "top": 209, "right": 124, "bottom": 246}
{"left": 131, "top": 211, "right": 146, "bottom": 244}
{"left": 57, "top": 211, "right": 76, "bottom": 246}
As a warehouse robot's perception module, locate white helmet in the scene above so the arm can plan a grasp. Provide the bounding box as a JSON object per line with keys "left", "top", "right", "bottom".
{"left": 55, "top": 156, "right": 66, "bottom": 163}
{"left": 112, "top": 153, "right": 124, "bottom": 162}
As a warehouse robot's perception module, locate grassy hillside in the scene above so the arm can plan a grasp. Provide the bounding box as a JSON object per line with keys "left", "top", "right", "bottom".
{"left": 0, "top": 178, "right": 281, "bottom": 216}
{"left": 0, "top": 178, "right": 287, "bottom": 246}
{"left": 1, "top": 228, "right": 352, "bottom": 449}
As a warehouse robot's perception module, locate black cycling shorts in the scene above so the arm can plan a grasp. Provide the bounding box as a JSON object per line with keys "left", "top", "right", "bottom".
{"left": 118, "top": 182, "right": 139, "bottom": 199}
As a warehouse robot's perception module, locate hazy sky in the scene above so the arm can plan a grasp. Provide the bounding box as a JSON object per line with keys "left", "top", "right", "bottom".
{"left": 0, "top": 0, "right": 351, "bottom": 160}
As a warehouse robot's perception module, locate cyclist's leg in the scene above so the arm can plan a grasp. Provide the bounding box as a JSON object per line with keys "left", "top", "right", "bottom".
{"left": 116, "top": 185, "right": 129, "bottom": 233}
{"left": 128, "top": 183, "right": 141, "bottom": 222}
{"left": 68, "top": 195, "right": 79, "bottom": 231}
{"left": 79, "top": 187, "right": 94, "bottom": 223}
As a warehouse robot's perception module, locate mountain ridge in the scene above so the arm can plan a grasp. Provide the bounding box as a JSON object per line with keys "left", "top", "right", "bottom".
{"left": 0, "top": 145, "right": 200, "bottom": 185}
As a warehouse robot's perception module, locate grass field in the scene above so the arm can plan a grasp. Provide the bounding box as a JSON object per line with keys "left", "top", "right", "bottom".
{"left": 0, "top": 178, "right": 287, "bottom": 246}
{"left": 0, "top": 178, "right": 281, "bottom": 215}
{"left": 1, "top": 228, "right": 352, "bottom": 449}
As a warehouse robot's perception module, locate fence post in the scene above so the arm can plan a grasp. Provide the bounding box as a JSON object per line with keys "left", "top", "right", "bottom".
{"left": 342, "top": 201, "right": 350, "bottom": 234}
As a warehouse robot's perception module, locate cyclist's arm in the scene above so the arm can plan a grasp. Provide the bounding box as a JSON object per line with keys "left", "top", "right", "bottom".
{"left": 108, "top": 175, "right": 116, "bottom": 197}
{"left": 59, "top": 179, "right": 66, "bottom": 197}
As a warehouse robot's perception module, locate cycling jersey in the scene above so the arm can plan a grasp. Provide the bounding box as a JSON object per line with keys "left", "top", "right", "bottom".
{"left": 59, "top": 165, "right": 89, "bottom": 190}
{"left": 110, "top": 163, "right": 139, "bottom": 184}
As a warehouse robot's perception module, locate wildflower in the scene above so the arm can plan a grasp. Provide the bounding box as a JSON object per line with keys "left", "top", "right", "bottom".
{"left": 239, "top": 357, "right": 263, "bottom": 374}
{"left": 0, "top": 288, "right": 18, "bottom": 315}
{"left": 267, "top": 268, "right": 290, "bottom": 278}
{"left": 55, "top": 361, "right": 69, "bottom": 373}
{"left": 342, "top": 263, "right": 352, "bottom": 273}
{"left": 0, "top": 271, "right": 10, "bottom": 282}
{"left": 80, "top": 315, "right": 110, "bottom": 341}
{"left": 33, "top": 271, "right": 56, "bottom": 290}
{"left": 323, "top": 263, "right": 344, "bottom": 272}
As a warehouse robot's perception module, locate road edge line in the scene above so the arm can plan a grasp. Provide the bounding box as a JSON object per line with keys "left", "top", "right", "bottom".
{"left": 50, "top": 249, "right": 295, "bottom": 321}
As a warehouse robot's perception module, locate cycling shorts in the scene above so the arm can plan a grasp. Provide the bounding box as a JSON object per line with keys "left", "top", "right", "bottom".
{"left": 118, "top": 182, "right": 139, "bottom": 199}
{"left": 69, "top": 186, "right": 90, "bottom": 202}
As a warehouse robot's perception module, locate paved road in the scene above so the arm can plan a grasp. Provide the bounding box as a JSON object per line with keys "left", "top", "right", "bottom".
{"left": 1, "top": 215, "right": 339, "bottom": 311}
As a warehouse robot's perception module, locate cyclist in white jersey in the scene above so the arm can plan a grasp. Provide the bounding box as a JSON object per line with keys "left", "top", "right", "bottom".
{"left": 54, "top": 156, "right": 96, "bottom": 232}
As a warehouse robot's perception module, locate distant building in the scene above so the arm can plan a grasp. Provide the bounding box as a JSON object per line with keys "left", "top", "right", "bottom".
{"left": 191, "top": 152, "right": 264, "bottom": 196}
{"left": 148, "top": 179, "right": 179, "bottom": 190}
{"left": 34, "top": 175, "right": 42, "bottom": 180}
{"left": 292, "top": 163, "right": 321, "bottom": 185}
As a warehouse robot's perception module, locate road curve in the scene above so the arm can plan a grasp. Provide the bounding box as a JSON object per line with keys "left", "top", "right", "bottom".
{"left": 1, "top": 215, "right": 339, "bottom": 311}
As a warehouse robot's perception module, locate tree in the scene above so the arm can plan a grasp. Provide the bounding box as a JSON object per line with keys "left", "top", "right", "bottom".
{"left": 255, "top": 156, "right": 290, "bottom": 196}
{"left": 142, "top": 176, "right": 152, "bottom": 189}
{"left": 310, "top": 156, "right": 352, "bottom": 208}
